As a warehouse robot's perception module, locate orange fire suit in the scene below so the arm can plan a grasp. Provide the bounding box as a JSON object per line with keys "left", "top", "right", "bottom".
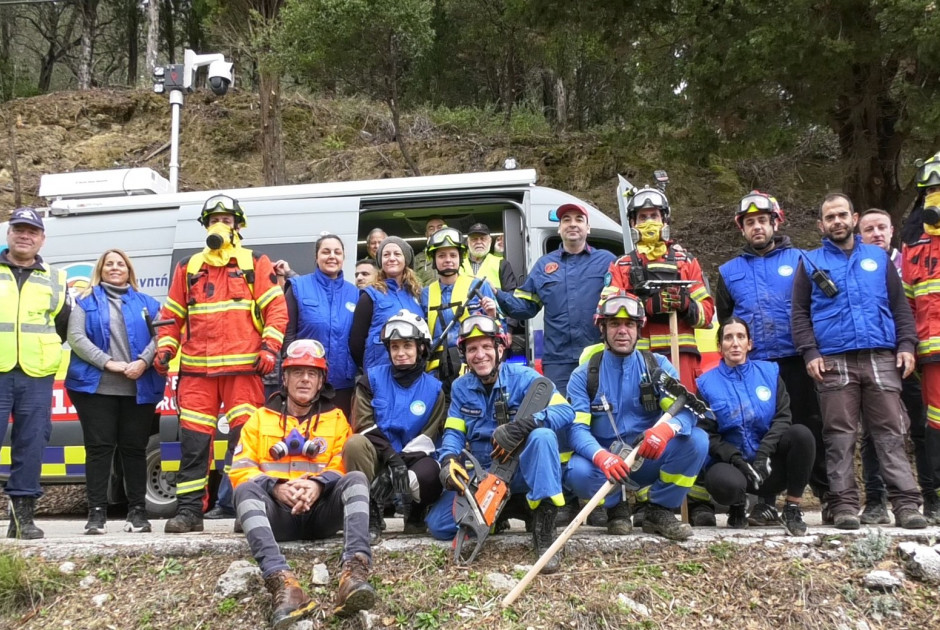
{"left": 902, "top": 234, "right": 940, "bottom": 432}
{"left": 158, "top": 248, "right": 287, "bottom": 512}
{"left": 605, "top": 244, "right": 714, "bottom": 392}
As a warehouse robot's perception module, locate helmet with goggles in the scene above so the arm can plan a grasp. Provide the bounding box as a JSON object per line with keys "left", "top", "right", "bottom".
{"left": 735, "top": 191, "right": 784, "bottom": 228}
{"left": 456, "top": 314, "right": 510, "bottom": 353}
{"left": 282, "top": 339, "right": 328, "bottom": 372}
{"left": 426, "top": 227, "right": 467, "bottom": 257}
{"left": 594, "top": 289, "right": 646, "bottom": 327}
{"left": 381, "top": 310, "right": 432, "bottom": 349}
{"left": 199, "top": 194, "right": 247, "bottom": 228}
{"left": 627, "top": 187, "right": 670, "bottom": 223}
{"left": 916, "top": 152, "right": 940, "bottom": 189}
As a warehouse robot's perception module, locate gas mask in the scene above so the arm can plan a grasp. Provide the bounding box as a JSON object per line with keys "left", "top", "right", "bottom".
{"left": 924, "top": 191, "right": 940, "bottom": 228}
{"left": 206, "top": 222, "right": 235, "bottom": 250}
{"left": 269, "top": 427, "right": 327, "bottom": 460}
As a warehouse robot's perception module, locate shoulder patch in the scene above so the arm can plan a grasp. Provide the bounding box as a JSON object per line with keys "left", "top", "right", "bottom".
{"left": 545, "top": 262, "right": 559, "bottom": 274}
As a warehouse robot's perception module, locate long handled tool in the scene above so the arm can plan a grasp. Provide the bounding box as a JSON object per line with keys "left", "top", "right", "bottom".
{"left": 500, "top": 396, "right": 686, "bottom": 609}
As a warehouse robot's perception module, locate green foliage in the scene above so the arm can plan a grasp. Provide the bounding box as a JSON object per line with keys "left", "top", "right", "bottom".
{"left": 414, "top": 609, "right": 445, "bottom": 629}
{"left": 0, "top": 550, "right": 69, "bottom": 616}
{"left": 216, "top": 597, "right": 238, "bottom": 614}
{"left": 849, "top": 529, "right": 893, "bottom": 568}
{"left": 157, "top": 558, "right": 184, "bottom": 580}
{"left": 707, "top": 542, "right": 736, "bottom": 560}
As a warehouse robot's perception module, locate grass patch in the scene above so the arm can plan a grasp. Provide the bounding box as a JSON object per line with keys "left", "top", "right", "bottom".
{"left": 0, "top": 550, "right": 71, "bottom": 617}
{"left": 849, "top": 529, "right": 892, "bottom": 568}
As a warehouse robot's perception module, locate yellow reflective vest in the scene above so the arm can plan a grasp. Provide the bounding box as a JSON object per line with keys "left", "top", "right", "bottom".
{"left": 460, "top": 253, "right": 503, "bottom": 290}
{"left": 0, "top": 262, "right": 67, "bottom": 377}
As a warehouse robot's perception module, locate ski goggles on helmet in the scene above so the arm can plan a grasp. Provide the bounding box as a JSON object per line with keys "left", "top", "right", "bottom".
{"left": 282, "top": 339, "right": 327, "bottom": 370}
{"left": 458, "top": 315, "right": 502, "bottom": 341}
{"left": 382, "top": 319, "right": 429, "bottom": 343}
{"left": 203, "top": 194, "right": 240, "bottom": 214}
{"left": 597, "top": 294, "right": 645, "bottom": 320}
{"left": 631, "top": 189, "right": 668, "bottom": 211}
{"left": 427, "top": 227, "right": 464, "bottom": 251}
{"left": 738, "top": 192, "right": 775, "bottom": 215}
{"left": 917, "top": 156, "right": 940, "bottom": 189}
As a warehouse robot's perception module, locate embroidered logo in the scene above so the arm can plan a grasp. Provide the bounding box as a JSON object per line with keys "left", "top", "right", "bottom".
{"left": 756, "top": 386, "right": 772, "bottom": 402}
{"left": 860, "top": 258, "right": 878, "bottom": 272}
{"left": 778, "top": 265, "right": 794, "bottom": 277}
{"left": 410, "top": 400, "right": 426, "bottom": 416}
{"left": 545, "top": 262, "right": 559, "bottom": 274}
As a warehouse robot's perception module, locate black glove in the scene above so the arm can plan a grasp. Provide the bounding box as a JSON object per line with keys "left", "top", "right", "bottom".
{"left": 491, "top": 416, "right": 538, "bottom": 463}
{"left": 387, "top": 453, "right": 411, "bottom": 501}
{"left": 730, "top": 454, "right": 762, "bottom": 493}
{"left": 752, "top": 455, "right": 772, "bottom": 485}
{"left": 439, "top": 454, "right": 469, "bottom": 492}
{"left": 370, "top": 470, "right": 393, "bottom": 506}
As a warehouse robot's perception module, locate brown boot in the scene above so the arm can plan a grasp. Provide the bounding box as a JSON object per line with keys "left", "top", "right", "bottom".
{"left": 264, "top": 570, "right": 313, "bottom": 630}
{"left": 333, "top": 552, "right": 376, "bottom": 617}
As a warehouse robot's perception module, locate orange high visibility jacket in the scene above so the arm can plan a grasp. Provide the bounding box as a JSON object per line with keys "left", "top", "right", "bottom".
{"left": 605, "top": 244, "right": 714, "bottom": 356}
{"left": 157, "top": 249, "right": 287, "bottom": 376}
{"left": 902, "top": 234, "right": 940, "bottom": 362}
{"left": 229, "top": 395, "right": 350, "bottom": 488}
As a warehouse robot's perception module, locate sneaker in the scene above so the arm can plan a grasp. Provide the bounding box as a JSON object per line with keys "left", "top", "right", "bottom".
{"left": 859, "top": 499, "right": 891, "bottom": 525}
{"left": 124, "top": 507, "right": 152, "bottom": 533}
{"left": 748, "top": 502, "right": 781, "bottom": 527}
{"left": 689, "top": 501, "right": 717, "bottom": 527}
{"left": 164, "top": 509, "right": 204, "bottom": 533}
{"left": 895, "top": 508, "right": 928, "bottom": 529}
{"left": 642, "top": 503, "right": 692, "bottom": 541}
{"left": 204, "top": 505, "right": 236, "bottom": 519}
{"left": 833, "top": 511, "right": 860, "bottom": 530}
{"left": 606, "top": 501, "right": 632, "bottom": 536}
{"left": 782, "top": 502, "right": 807, "bottom": 536}
{"left": 84, "top": 507, "right": 107, "bottom": 535}
{"left": 727, "top": 503, "right": 748, "bottom": 529}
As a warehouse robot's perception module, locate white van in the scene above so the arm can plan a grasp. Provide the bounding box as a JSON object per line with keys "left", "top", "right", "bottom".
{"left": 2, "top": 167, "right": 648, "bottom": 516}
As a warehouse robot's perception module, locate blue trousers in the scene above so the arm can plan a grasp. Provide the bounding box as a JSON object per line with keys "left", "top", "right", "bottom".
{"left": 0, "top": 369, "right": 54, "bottom": 498}
{"left": 426, "top": 427, "right": 564, "bottom": 540}
{"left": 564, "top": 428, "right": 709, "bottom": 510}
{"left": 542, "top": 361, "right": 577, "bottom": 397}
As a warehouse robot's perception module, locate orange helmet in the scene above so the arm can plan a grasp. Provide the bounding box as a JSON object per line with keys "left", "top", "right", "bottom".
{"left": 282, "top": 339, "right": 327, "bottom": 372}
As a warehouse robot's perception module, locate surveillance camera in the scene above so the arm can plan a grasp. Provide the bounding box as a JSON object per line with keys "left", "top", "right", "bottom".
{"left": 207, "top": 60, "right": 234, "bottom": 96}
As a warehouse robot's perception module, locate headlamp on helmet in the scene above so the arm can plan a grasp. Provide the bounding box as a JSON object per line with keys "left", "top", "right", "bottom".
{"left": 735, "top": 191, "right": 784, "bottom": 228}
{"left": 199, "top": 194, "right": 247, "bottom": 228}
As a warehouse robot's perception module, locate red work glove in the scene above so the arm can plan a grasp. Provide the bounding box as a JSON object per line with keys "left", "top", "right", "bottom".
{"left": 254, "top": 346, "right": 277, "bottom": 375}
{"left": 638, "top": 423, "right": 677, "bottom": 460}
{"left": 659, "top": 286, "right": 690, "bottom": 313}
{"left": 153, "top": 349, "right": 174, "bottom": 376}
{"left": 592, "top": 449, "right": 630, "bottom": 483}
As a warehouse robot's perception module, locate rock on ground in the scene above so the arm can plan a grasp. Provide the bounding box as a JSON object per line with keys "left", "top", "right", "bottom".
{"left": 310, "top": 563, "right": 330, "bottom": 585}
{"left": 485, "top": 572, "right": 519, "bottom": 592}
{"left": 617, "top": 594, "right": 651, "bottom": 617}
{"left": 216, "top": 560, "right": 262, "bottom": 599}
{"left": 862, "top": 570, "right": 902, "bottom": 591}
{"left": 897, "top": 541, "right": 940, "bottom": 583}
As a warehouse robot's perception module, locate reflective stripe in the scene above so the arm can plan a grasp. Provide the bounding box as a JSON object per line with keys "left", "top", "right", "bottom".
{"left": 911, "top": 279, "right": 940, "bottom": 297}
{"left": 181, "top": 352, "right": 257, "bottom": 368}
{"left": 158, "top": 336, "right": 180, "bottom": 351}
{"left": 19, "top": 323, "right": 55, "bottom": 334}
{"left": 226, "top": 403, "right": 256, "bottom": 423}
{"left": 635, "top": 486, "right": 650, "bottom": 502}
{"left": 574, "top": 411, "right": 592, "bottom": 426}
{"left": 687, "top": 484, "right": 711, "bottom": 501}
{"left": 189, "top": 301, "right": 253, "bottom": 315}
{"left": 560, "top": 450, "right": 573, "bottom": 464}
{"left": 927, "top": 405, "right": 940, "bottom": 430}
{"left": 0, "top": 323, "right": 13, "bottom": 332}
{"left": 527, "top": 492, "right": 566, "bottom": 510}
{"left": 163, "top": 297, "right": 186, "bottom": 319}
{"left": 549, "top": 392, "right": 567, "bottom": 407}
{"left": 444, "top": 417, "right": 467, "bottom": 433}
{"left": 256, "top": 285, "right": 283, "bottom": 309}
{"left": 660, "top": 470, "right": 697, "bottom": 488}
{"left": 903, "top": 281, "right": 915, "bottom": 299}
{"left": 263, "top": 326, "right": 284, "bottom": 344}
{"left": 180, "top": 409, "right": 218, "bottom": 429}
{"left": 176, "top": 477, "right": 208, "bottom": 494}
{"left": 258, "top": 461, "right": 325, "bottom": 475}
{"left": 231, "top": 458, "right": 260, "bottom": 470}
{"left": 917, "top": 338, "right": 940, "bottom": 356}
{"left": 512, "top": 289, "right": 541, "bottom": 305}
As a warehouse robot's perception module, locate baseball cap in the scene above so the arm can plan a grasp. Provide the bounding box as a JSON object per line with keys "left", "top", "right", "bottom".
{"left": 467, "top": 222, "right": 491, "bottom": 236}
{"left": 556, "top": 203, "right": 588, "bottom": 219}
{"left": 8, "top": 207, "right": 44, "bottom": 231}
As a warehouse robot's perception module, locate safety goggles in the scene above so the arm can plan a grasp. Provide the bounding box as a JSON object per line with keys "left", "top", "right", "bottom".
{"left": 203, "top": 194, "right": 240, "bottom": 214}
{"left": 459, "top": 315, "right": 501, "bottom": 338}
{"left": 598, "top": 295, "right": 644, "bottom": 320}
{"left": 285, "top": 339, "right": 326, "bottom": 360}
{"left": 918, "top": 161, "right": 940, "bottom": 188}
{"left": 382, "top": 319, "right": 424, "bottom": 341}
{"left": 738, "top": 192, "right": 775, "bottom": 215}
{"left": 631, "top": 189, "right": 668, "bottom": 210}
{"left": 428, "top": 227, "right": 463, "bottom": 249}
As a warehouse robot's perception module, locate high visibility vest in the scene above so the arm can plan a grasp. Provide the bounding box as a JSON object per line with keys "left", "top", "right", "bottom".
{"left": 0, "top": 263, "right": 67, "bottom": 376}
{"left": 426, "top": 275, "right": 475, "bottom": 373}
{"left": 461, "top": 254, "right": 503, "bottom": 290}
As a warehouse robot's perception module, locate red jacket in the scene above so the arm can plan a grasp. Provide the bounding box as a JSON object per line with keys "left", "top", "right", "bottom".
{"left": 902, "top": 234, "right": 940, "bottom": 363}
{"left": 158, "top": 249, "right": 287, "bottom": 376}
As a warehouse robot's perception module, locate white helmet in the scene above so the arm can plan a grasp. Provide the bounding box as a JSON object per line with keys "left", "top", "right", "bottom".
{"left": 381, "top": 310, "right": 431, "bottom": 352}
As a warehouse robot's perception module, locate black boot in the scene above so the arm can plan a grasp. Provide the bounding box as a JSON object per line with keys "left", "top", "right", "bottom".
{"left": 7, "top": 496, "right": 43, "bottom": 540}
{"left": 368, "top": 500, "right": 385, "bottom": 544}
{"left": 532, "top": 502, "right": 560, "bottom": 574}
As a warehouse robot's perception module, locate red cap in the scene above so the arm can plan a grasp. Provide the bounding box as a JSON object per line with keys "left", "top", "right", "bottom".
{"left": 556, "top": 203, "right": 588, "bottom": 219}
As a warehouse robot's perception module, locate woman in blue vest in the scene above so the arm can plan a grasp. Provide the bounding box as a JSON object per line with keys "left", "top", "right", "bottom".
{"left": 66, "top": 249, "right": 165, "bottom": 535}
{"left": 349, "top": 236, "right": 423, "bottom": 371}
{"left": 695, "top": 316, "right": 815, "bottom": 536}
{"left": 343, "top": 310, "right": 445, "bottom": 542}
{"left": 283, "top": 234, "right": 360, "bottom": 418}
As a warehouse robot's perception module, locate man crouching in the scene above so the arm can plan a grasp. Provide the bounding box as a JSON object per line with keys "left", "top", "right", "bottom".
{"left": 230, "top": 339, "right": 375, "bottom": 628}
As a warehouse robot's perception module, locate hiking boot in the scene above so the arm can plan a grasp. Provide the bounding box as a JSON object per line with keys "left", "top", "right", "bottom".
{"left": 556, "top": 494, "right": 580, "bottom": 527}
{"left": 820, "top": 501, "right": 834, "bottom": 525}
{"left": 124, "top": 507, "right": 152, "bottom": 533}
{"left": 334, "top": 552, "right": 376, "bottom": 617}
{"left": 84, "top": 507, "right": 107, "bottom": 535}
{"left": 727, "top": 503, "right": 748, "bottom": 529}
{"left": 264, "top": 569, "right": 313, "bottom": 630}
{"left": 632, "top": 501, "right": 647, "bottom": 528}
{"left": 368, "top": 500, "right": 385, "bottom": 544}
{"left": 923, "top": 493, "right": 940, "bottom": 525}
{"left": 587, "top": 505, "right": 609, "bottom": 527}
{"left": 860, "top": 498, "right": 891, "bottom": 525}
{"left": 532, "top": 502, "right": 561, "bottom": 574}
{"left": 164, "top": 509, "right": 204, "bottom": 533}
{"left": 895, "top": 508, "right": 928, "bottom": 529}
{"left": 204, "top": 505, "right": 236, "bottom": 519}
{"left": 403, "top": 504, "right": 427, "bottom": 535}
{"left": 234, "top": 518, "right": 243, "bottom": 534}
{"left": 606, "top": 501, "right": 633, "bottom": 536}
{"left": 782, "top": 502, "right": 807, "bottom": 536}
{"left": 6, "top": 497, "right": 43, "bottom": 540}
{"left": 689, "top": 500, "right": 717, "bottom": 527}
{"left": 642, "top": 503, "right": 692, "bottom": 541}
{"left": 832, "top": 511, "right": 860, "bottom": 530}
{"left": 748, "top": 501, "right": 781, "bottom": 527}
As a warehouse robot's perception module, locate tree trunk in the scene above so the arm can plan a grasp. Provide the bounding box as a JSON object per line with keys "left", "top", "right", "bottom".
{"left": 145, "top": 0, "right": 160, "bottom": 81}
{"left": 38, "top": 48, "right": 56, "bottom": 93}
{"left": 0, "top": 6, "right": 11, "bottom": 67}
{"left": 388, "top": 98, "right": 421, "bottom": 177}
{"left": 7, "top": 121, "right": 21, "bottom": 207}
{"left": 162, "top": 0, "right": 175, "bottom": 64}
{"left": 126, "top": 0, "right": 139, "bottom": 86}
{"left": 554, "top": 75, "right": 567, "bottom": 131}
{"left": 259, "top": 67, "right": 286, "bottom": 186}
{"left": 78, "top": 1, "right": 99, "bottom": 90}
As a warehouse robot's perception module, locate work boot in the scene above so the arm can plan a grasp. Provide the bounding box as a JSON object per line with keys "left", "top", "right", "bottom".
{"left": 556, "top": 493, "right": 580, "bottom": 527}
{"left": 368, "top": 500, "right": 385, "bottom": 544}
{"left": 923, "top": 492, "right": 940, "bottom": 525}
{"left": 264, "top": 570, "right": 313, "bottom": 630}
{"left": 403, "top": 503, "right": 427, "bottom": 535}
{"left": 895, "top": 508, "right": 928, "bottom": 529}
{"left": 124, "top": 507, "right": 152, "bottom": 533}
{"left": 587, "top": 505, "right": 609, "bottom": 528}
{"left": 747, "top": 501, "right": 781, "bottom": 527}
{"left": 333, "top": 552, "right": 376, "bottom": 617}
{"left": 606, "top": 501, "right": 633, "bottom": 536}
{"left": 859, "top": 497, "right": 891, "bottom": 525}
{"left": 84, "top": 507, "right": 107, "bottom": 535}
{"left": 820, "top": 501, "right": 834, "bottom": 525}
{"left": 6, "top": 496, "right": 44, "bottom": 540}
{"left": 781, "top": 502, "right": 807, "bottom": 536}
{"left": 532, "top": 502, "right": 561, "bottom": 574}
{"left": 642, "top": 503, "right": 692, "bottom": 541}
{"left": 727, "top": 503, "right": 748, "bottom": 529}
{"left": 632, "top": 501, "right": 647, "bottom": 528}
{"left": 204, "top": 504, "right": 236, "bottom": 519}
{"left": 164, "top": 509, "right": 204, "bottom": 533}
{"left": 832, "top": 511, "right": 860, "bottom": 530}
{"left": 688, "top": 500, "right": 717, "bottom": 527}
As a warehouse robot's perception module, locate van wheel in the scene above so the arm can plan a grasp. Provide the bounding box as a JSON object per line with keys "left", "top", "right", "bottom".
{"left": 145, "top": 435, "right": 177, "bottom": 518}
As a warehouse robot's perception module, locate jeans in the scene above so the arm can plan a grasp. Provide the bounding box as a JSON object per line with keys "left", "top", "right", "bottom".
{"left": 0, "top": 370, "right": 54, "bottom": 497}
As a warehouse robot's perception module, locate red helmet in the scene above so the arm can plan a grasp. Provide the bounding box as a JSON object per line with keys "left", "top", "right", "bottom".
{"left": 456, "top": 315, "right": 510, "bottom": 353}
{"left": 282, "top": 339, "right": 327, "bottom": 372}
{"left": 735, "top": 191, "right": 784, "bottom": 228}
{"left": 594, "top": 288, "right": 646, "bottom": 327}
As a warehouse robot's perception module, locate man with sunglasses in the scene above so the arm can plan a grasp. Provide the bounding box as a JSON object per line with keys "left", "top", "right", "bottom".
{"left": 605, "top": 188, "right": 713, "bottom": 393}
{"left": 426, "top": 315, "right": 575, "bottom": 573}
{"left": 230, "top": 339, "right": 375, "bottom": 626}
{"left": 155, "top": 194, "right": 288, "bottom": 533}
{"left": 714, "top": 191, "right": 831, "bottom": 527}
{"left": 565, "top": 290, "right": 707, "bottom": 540}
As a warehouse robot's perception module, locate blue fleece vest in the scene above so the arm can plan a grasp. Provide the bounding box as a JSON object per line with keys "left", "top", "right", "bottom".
{"left": 367, "top": 364, "right": 441, "bottom": 452}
